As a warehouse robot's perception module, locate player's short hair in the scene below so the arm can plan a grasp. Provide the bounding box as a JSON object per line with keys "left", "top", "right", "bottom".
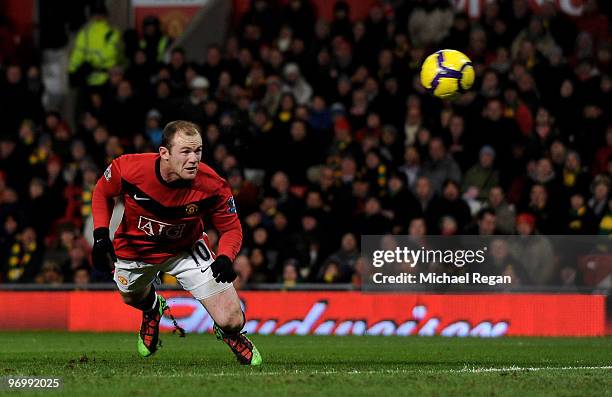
{"left": 161, "top": 120, "right": 201, "bottom": 150}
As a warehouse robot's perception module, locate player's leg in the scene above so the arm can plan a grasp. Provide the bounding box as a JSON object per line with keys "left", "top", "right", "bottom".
{"left": 198, "top": 284, "right": 262, "bottom": 366}
{"left": 122, "top": 286, "right": 168, "bottom": 357}
{"left": 167, "top": 243, "right": 262, "bottom": 366}
{"left": 114, "top": 260, "right": 166, "bottom": 357}
{"left": 198, "top": 284, "right": 243, "bottom": 332}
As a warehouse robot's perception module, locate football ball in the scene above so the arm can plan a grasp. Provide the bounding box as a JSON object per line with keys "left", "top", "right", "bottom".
{"left": 420, "top": 49, "right": 475, "bottom": 99}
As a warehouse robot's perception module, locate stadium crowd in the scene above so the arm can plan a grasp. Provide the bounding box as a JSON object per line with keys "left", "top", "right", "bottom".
{"left": 0, "top": 0, "right": 610, "bottom": 289}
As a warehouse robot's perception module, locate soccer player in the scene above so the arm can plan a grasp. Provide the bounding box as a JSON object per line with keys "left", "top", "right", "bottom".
{"left": 91, "top": 120, "right": 262, "bottom": 366}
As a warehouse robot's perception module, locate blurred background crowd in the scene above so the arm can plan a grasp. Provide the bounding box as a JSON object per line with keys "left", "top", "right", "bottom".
{"left": 0, "top": 0, "right": 610, "bottom": 289}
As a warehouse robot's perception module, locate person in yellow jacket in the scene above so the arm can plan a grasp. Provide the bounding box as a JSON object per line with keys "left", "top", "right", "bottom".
{"left": 68, "top": 4, "right": 122, "bottom": 87}
{"left": 140, "top": 16, "right": 172, "bottom": 65}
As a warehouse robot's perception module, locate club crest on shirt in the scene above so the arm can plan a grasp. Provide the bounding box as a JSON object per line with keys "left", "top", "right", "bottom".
{"left": 226, "top": 196, "right": 237, "bottom": 214}
{"left": 185, "top": 203, "right": 199, "bottom": 215}
{"left": 104, "top": 165, "right": 112, "bottom": 181}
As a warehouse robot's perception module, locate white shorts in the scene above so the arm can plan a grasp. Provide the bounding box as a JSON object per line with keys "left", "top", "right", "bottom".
{"left": 113, "top": 239, "right": 232, "bottom": 300}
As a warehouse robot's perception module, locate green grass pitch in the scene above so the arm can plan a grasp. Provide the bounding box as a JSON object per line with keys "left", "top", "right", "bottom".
{"left": 0, "top": 332, "right": 610, "bottom": 397}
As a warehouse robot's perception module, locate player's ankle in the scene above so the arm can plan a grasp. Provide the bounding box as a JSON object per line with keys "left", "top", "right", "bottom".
{"left": 215, "top": 319, "right": 245, "bottom": 336}
{"left": 216, "top": 311, "right": 246, "bottom": 335}
{"left": 127, "top": 287, "right": 158, "bottom": 312}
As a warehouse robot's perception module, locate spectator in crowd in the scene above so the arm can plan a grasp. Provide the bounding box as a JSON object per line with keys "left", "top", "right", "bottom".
{"left": 445, "top": 114, "right": 471, "bottom": 171}
{"left": 510, "top": 213, "right": 556, "bottom": 285}
{"left": 465, "top": 208, "right": 497, "bottom": 236}
{"left": 68, "top": 4, "right": 122, "bottom": 88}
{"left": 73, "top": 265, "right": 91, "bottom": 286}
{"left": 0, "top": 65, "right": 44, "bottom": 135}
{"left": 462, "top": 145, "right": 499, "bottom": 202}
{"left": 588, "top": 175, "right": 610, "bottom": 223}
{"left": 323, "top": 232, "right": 359, "bottom": 274}
{"left": 567, "top": 192, "right": 597, "bottom": 234}
{"left": 437, "top": 179, "right": 472, "bottom": 233}
{"left": 598, "top": 199, "right": 612, "bottom": 235}
{"left": 398, "top": 146, "right": 421, "bottom": 190}
{"left": 233, "top": 254, "right": 253, "bottom": 290}
{"left": 282, "top": 258, "right": 301, "bottom": 288}
{"left": 485, "top": 186, "right": 516, "bottom": 235}
{"left": 420, "top": 137, "right": 462, "bottom": 193}
{"left": 3, "top": 226, "right": 42, "bottom": 282}
{"left": 139, "top": 16, "right": 171, "bottom": 65}
{"left": 482, "top": 238, "right": 532, "bottom": 286}
{"left": 522, "top": 183, "right": 563, "bottom": 234}
{"left": 384, "top": 173, "right": 420, "bottom": 233}
{"left": 412, "top": 176, "right": 441, "bottom": 233}
{"left": 62, "top": 244, "right": 90, "bottom": 282}
{"left": 317, "top": 258, "right": 350, "bottom": 283}
{"left": 283, "top": 63, "right": 313, "bottom": 105}
{"left": 35, "top": 260, "right": 64, "bottom": 284}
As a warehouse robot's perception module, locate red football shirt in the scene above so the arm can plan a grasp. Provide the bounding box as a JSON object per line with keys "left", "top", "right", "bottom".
{"left": 92, "top": 153, "right": 242, "bottom": 264}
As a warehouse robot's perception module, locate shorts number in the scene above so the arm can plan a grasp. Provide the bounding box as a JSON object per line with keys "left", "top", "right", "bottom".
{"left": 192, "top": 240, "right": 211, "bottom": 264}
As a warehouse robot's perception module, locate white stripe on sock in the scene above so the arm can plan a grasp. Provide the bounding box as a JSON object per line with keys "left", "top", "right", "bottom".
{"left": 151, "top": 292, "right": 158, "bottom": 311}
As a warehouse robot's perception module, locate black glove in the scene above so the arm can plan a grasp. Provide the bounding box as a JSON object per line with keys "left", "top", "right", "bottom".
{"left": 210, "top": 255, "right": 237, "bottom": 283}
{"left": 92, "top": 227, "right": 117, "bottom": 273}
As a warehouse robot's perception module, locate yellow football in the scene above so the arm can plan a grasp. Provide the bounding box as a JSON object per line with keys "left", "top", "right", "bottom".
{"left": 420, "top": 49, "right": 475, "bottom": 100}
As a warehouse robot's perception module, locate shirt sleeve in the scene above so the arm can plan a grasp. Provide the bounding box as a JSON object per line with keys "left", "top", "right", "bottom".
{"left": 210, "top": 180, "right": 242, "bottom": 261}
{"left": 92, "top": 159, "right": 123, "bottom": 229}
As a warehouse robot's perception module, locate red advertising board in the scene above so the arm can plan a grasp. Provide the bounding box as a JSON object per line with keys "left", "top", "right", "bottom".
{"left": 0, "top": 291, "right": 605, "bottom": 337}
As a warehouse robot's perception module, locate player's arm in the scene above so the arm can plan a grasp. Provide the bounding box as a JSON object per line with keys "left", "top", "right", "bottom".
{"left": 209, "top": 182, "right": 243, "bottom": 283}
{"left": 91, "top": 160, "right": 123, "bottom": 272}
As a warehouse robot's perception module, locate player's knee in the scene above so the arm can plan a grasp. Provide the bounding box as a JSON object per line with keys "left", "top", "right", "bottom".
{"left": 216, "top": 308, "right": 244, "bottom": 333}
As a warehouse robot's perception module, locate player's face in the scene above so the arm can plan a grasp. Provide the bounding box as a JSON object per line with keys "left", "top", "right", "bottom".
{"left": 166, "top": 132, "right": 202, "bottom": 180}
